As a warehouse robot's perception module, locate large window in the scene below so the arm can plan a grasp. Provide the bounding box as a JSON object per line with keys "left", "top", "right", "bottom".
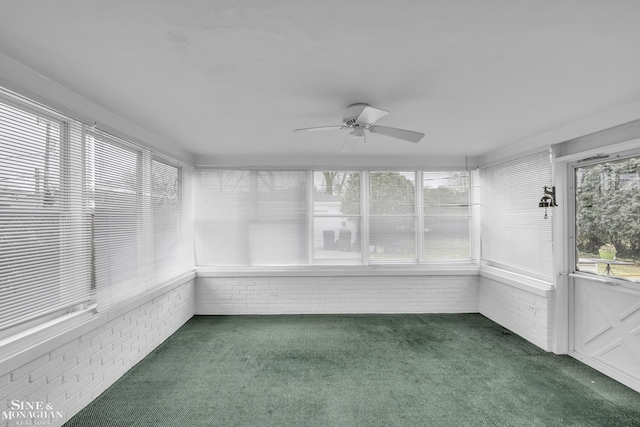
{"left": 575, "top": 156, "right": 640, "bottom": 282}
{"left": 195, "top": 169, "right": 474, "bottom": 267}
{"left": 0, "top": 89, "right": 193, "bottom": 334}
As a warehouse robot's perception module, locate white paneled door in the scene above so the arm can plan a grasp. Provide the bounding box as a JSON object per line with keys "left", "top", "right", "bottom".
{"left": 572, "top": 276, "right": 640, "bottom": 392}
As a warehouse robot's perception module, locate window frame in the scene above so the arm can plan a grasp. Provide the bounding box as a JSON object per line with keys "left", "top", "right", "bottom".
{"left": 573, "top": 152, "right": 640, "bottom": 284}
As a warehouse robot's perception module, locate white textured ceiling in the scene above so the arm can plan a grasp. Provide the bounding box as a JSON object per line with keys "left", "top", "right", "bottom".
{"left": 1, "top": 0, "right": 640, "bottom": 162}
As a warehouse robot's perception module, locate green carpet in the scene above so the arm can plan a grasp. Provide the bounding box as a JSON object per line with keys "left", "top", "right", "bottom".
{"left": 64, "top": 314, "right": 640, "bottom": 426}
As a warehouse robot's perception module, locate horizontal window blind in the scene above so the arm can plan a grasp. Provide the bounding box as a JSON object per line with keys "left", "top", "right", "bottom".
{"left": 0, "top": 98, "right": 92, "bottom": 332}
{"left": 481, "top": 151, "right": 553, "bottom": 281}
{"left": 90, "top": 133, "right": 194, "bottom": 310}
{"left": 194, "top": 170, "right": 307, "bottom": 266}
{"left": 152, "top": 159, "right": 193, "bottom": 281}
{"left": 1, "top": 86, "right": 194, "bottom": 333}
{"left": 90, "top": 132, "right": 144, "bottom": 309}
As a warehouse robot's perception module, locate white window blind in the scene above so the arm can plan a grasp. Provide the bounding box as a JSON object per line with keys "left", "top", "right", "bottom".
{"left": 0, "top": 99, "right": 92, "bottom": 333}
{"left": 481, "top": 151, "right": 553, "bottom": 281}
{"left": 90, "top": 133, "right": 144, "bottom": 309}
{"left": 195, "top": 170, "right": 307, "bottom": 266}
{"left": 152, "top": 159, "right": 193, "bottom": 281}
{"left": 0, "top": 87, "right": 193, "bottom": 334}
{"left": 90, "top": 133, "right": 193, "bottom": 310}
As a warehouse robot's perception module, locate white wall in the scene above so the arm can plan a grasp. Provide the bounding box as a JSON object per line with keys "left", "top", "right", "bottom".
{"left": 0, "top": 278, "right": 195, "bottom": 427}
{"left": 479, "top": 273, "right": 554, "bottom": 351}
{"left": 196, "top": 274, "right": 479, "bottom": 315}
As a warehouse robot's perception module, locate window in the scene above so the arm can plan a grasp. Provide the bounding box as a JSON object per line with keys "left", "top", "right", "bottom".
{"left": 90, "top": 134, "right": 142, "bottom": 308}
{"left": 481, "top": 151, "right": 553, "bottom": 281}
{"left": 152, "top": 159, "right": 182, "bottom": 280}
{"left": 89, "top": 133, "right": 193, "bottom": 309}
{"left": 0, "top": 87, "right": 193, "bottom": 335}
{"left": 195, "top": 170, "right": 307, "bottom": 266}
{"left": 313, "top": 171, "right": 361, "bottom": 264}
{"left": 369, "top": 172, "right": 417, "bottom": 262}
{"left": 0, "top": 99, "right": 92, "bottom": 333}
{"left": 195, "top": 169, "right": 473, "bottom": 267}
{"left": 423, "top": 172, "right": 471, "bottom": 260}
{"left": 253, "top": 171, "right": 307, "bottom": 265}
{"left": 575, "top": 156, "right": 640, "bottom": 282}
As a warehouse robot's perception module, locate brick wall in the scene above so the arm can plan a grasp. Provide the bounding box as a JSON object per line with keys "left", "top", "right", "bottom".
{"left": 195, "top": 275, "right": 479, "bottom": 315}
{"left": 479, "top": 275, "right": 554, "bottom": 351}
{"left": 0, "top": 279, "right": 195, "bottom": 427}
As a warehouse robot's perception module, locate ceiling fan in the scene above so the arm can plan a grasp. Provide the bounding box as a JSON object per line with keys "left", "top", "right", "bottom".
{"left": 293, "top": 103, "right": 425, "bottom": 148}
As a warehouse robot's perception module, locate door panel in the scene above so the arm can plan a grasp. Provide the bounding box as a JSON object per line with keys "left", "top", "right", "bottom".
{"left": 573, "top": 275, "right": 640, "bottom": 391}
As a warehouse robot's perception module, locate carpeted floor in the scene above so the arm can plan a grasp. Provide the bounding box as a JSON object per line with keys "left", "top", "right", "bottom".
{"left": 64, "top": 314, "right": 640, "bottom": 426}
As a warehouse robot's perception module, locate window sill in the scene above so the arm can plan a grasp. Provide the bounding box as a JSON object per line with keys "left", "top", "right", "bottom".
{"left": 0, "top": 270, "right": 195, "bottom": 378}
{"left": 196, "top": 263, "right": 480, "bottom": 277}
{"left": 480, "top": 265, "right": 554, "bottom": 297}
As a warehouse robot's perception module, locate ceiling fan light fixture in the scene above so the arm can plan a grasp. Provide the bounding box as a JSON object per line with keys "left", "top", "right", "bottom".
{"left": 350, "top": 128, "right": 365, "bottom": 138}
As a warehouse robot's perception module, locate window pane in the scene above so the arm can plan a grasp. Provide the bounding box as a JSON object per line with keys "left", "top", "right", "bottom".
{"left": 369, "top": 216, "right": 416, "bottom": 261}
{"left": 313, "top": 171, "right": 361, "bottom": 263}
{"left": 314, "top": 171, "right": 360, "bottom": 215}
{"left": 369, "top": 172, "right": 416, "bottom": 262}
{"left": 370, "top": 172, "right": 415, "bottom": 214}
{"left": 423, "top": 172, "right": 470, "bottom": 260}
{"left": 576, "top": 157, "right": 640, "bottom": 282}
{"left": 152, "top": 160, "right": 180, "bottom": 278}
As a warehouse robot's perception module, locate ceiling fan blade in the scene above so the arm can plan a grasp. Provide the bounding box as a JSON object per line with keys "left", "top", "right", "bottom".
{"left": 368, "top": 125, "right": 424, "bottom": 143}
{"left": 356, "top": 106, "right": 388, "bottom": 125}
{"left": 293, "top": 125, "right": 345, "bottom": 133}
{"left": 339, "top": 134, "right": 358, "bottom": 153}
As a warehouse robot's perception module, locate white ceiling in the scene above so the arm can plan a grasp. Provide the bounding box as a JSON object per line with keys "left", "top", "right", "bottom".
{"left": 1, "top": 0, "right": 640, "bottom": 163}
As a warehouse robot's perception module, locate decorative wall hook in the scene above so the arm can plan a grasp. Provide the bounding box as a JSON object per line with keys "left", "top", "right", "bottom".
{"left": 538, "top": 186, "right": 557, "bottom": 219}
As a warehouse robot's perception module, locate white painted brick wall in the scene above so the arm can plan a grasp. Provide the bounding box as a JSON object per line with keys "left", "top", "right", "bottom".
{"left": 478, "top": 276, "right": 553, "bottom": 351}
{"left": 0, "top": 279, "right": 195, "bottom": 427}
{"left": 196, "top": 275, "right": 479, "bottom": 315}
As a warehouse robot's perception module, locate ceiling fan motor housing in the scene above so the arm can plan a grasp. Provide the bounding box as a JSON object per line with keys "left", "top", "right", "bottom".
{"left": 342, "top": 103, "right": 370, "bottom": 127}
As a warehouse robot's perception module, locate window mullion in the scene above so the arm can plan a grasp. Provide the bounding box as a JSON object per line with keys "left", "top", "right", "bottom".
{"left": 416, "top": 170, "right": 424, "bottom": 262}
{"left": 307, "top": 170, "right": 314, "bottom": 265}
{"left": 361, "top": 170, "right": 370, "bottom": 265}
{"left": 139, "top": 150, "right": 152, "bottom": 289}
